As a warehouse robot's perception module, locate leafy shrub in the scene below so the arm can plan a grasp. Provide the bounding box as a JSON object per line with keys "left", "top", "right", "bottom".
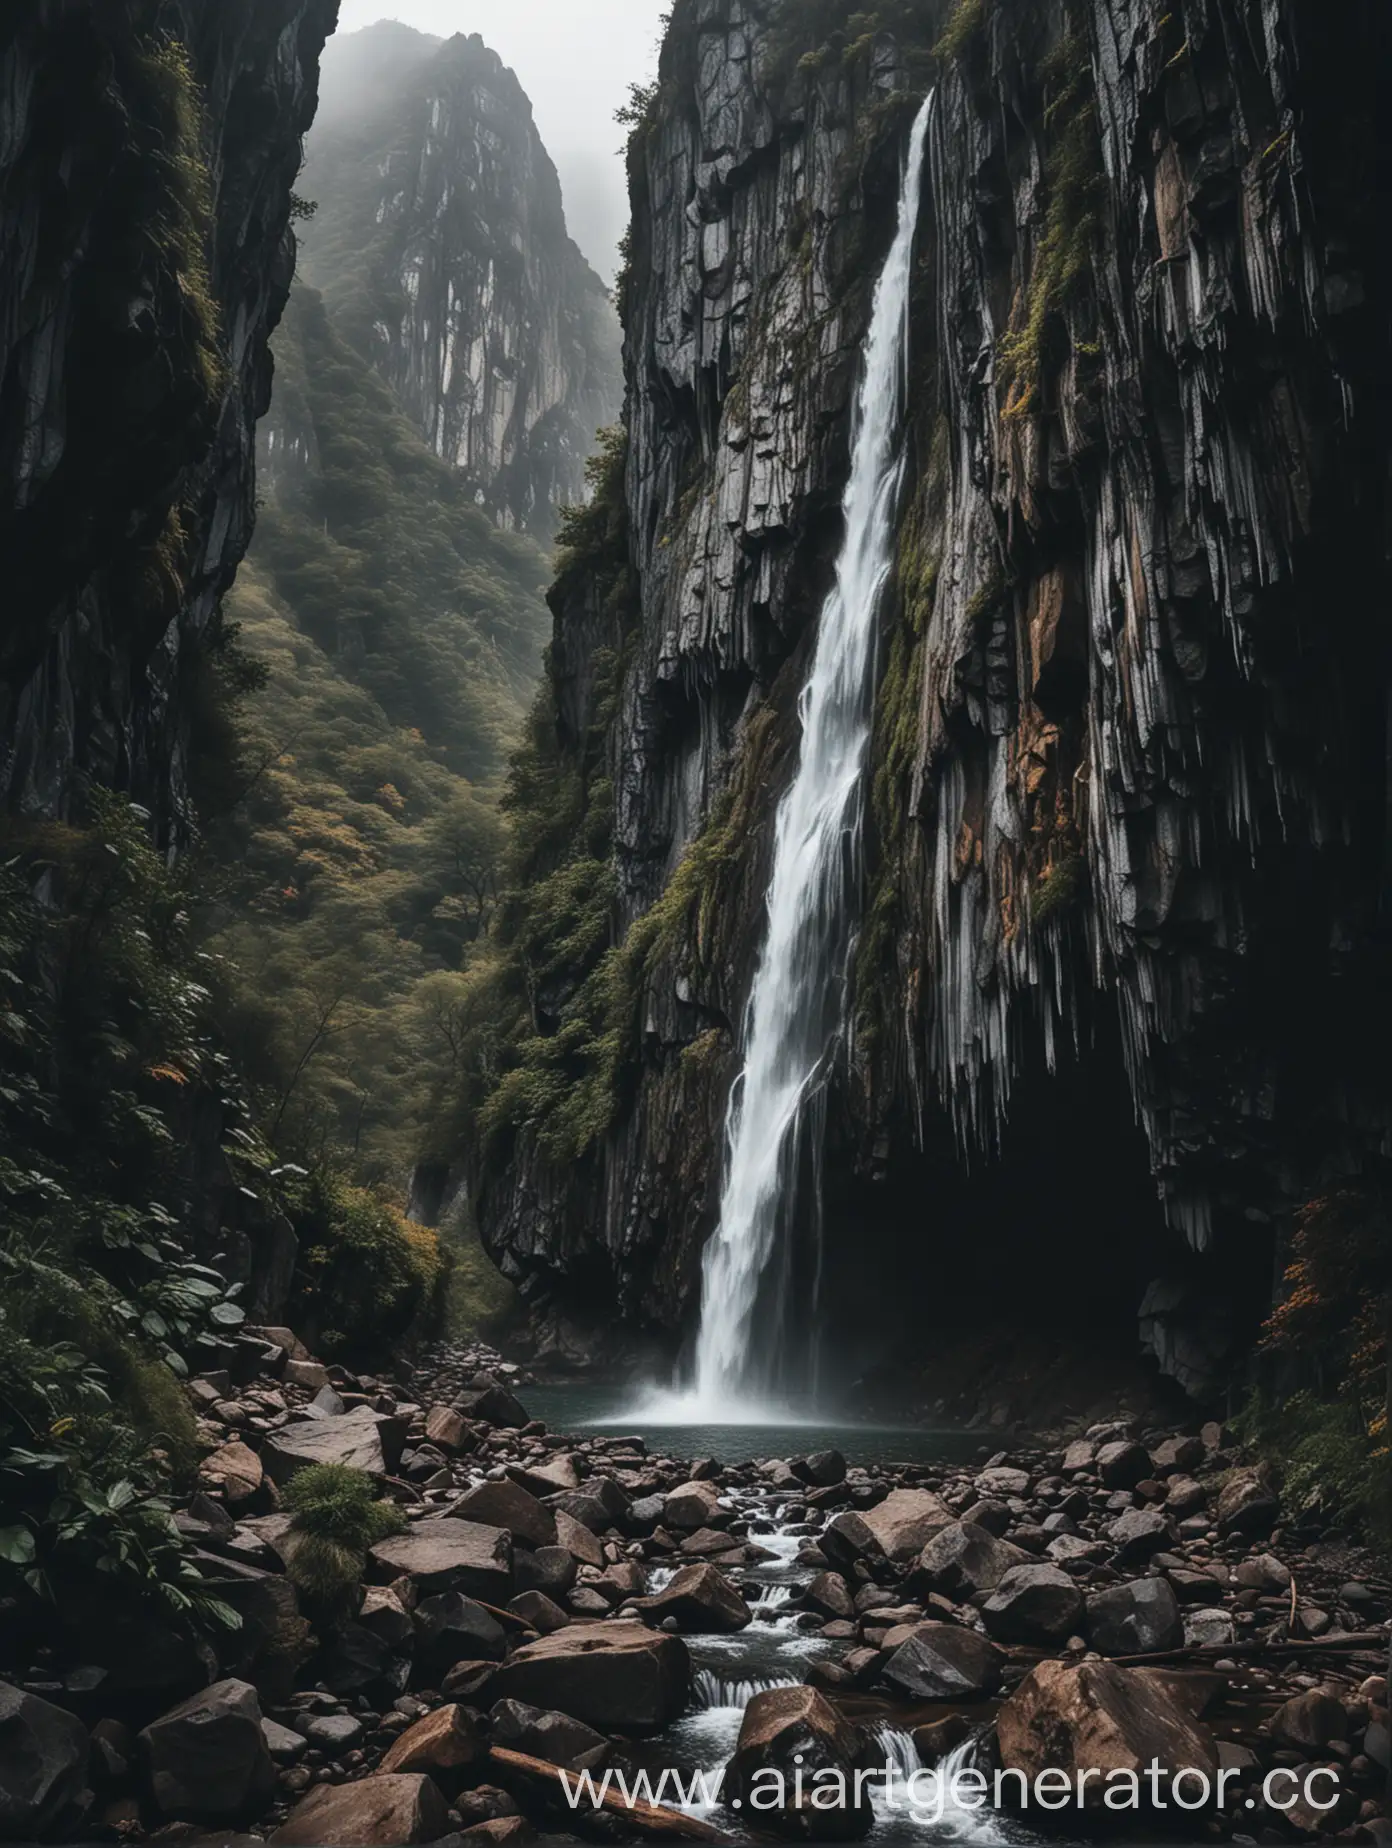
{"left": 285, "top": 1168, "right": 444, "bottom": 1358}
{"left": 1234, "top": 1390, "right": 1392, "bottom": 1542}
{"left": 282, "top": 1463, "right": 405, "bottom": 1615}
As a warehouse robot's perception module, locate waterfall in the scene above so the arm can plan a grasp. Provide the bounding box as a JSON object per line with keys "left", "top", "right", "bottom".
{"left": 685, "top": 95, "right": 934, "bottom": 1413}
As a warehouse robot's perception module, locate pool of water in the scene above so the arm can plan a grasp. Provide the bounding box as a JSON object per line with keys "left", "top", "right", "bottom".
{"left": 518, "top": 1382, "right": 992, "bottom": 1466}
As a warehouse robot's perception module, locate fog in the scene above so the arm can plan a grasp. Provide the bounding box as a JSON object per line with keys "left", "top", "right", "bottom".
{"left": 330, "top": 0, "right": 669, "bottom": 280}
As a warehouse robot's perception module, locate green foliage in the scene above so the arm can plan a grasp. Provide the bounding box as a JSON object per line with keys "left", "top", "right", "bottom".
{"left": 0, "top": 811, "right": 262, "bottom": 1638}
{"left": 126, "top": 33, "right": 225, "bottom": 404}
{"left": 997, "top": 32, "right": 1106, "bottom": 418}
{"left": 1235, "top": 1391, "right": 1392, "bottom": 1546}
{"left": 1031, "top": 850, "right": 1086, "bottom": 926}
{"left": 281, "top": 1168, "right": 444, "bottom": 1359}
{"left": 934, "top": 0, "right": 988, "bottom": 61}
{"left": 282, "top": 1463, "right": 405, "bottom": 1614}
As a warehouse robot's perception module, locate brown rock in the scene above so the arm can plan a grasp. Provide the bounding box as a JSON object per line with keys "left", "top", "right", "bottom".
{"left": 631, "top": 1562, "right": 751, "bottom": 1633}
{"left": 449, "top": 1479, "right": 556, "bottom": 1549}
{"left": 725, "top": 1686, "right": 871, "bottom": 1839}
{"left": 263, "top": 1405, "right": 388, "bottom": 1484}
{"left": 1215, "top": 1470, "right": 1278, "bottom": 1536}
{"left": 369, "top": 1519, "right": 512, "bottom": 1600}
{"left": 997, "top": 1658, "right": 1217, "bottom": 1808}
{"left": 881, "top": 1623, "right": 1005, "bottom": 1701}
{"left": 380, "top": 1705, "right": 484, "bottom": 1776}
{"left": 199, "top": 1441, "right": 263, "bottom": 1507}
{"left": 270, "top": 1772, "right": 449, "bottom": 1844}
{"left": 1271, "top": 1690, "right": 1348, "bottom": 1752}
{"left": 859, "top": 1488, "right": 953, "bottom": 1561}
{"left": 493, "top": 1618, "right": 689, "bottom": 1733}
{"left": 553, "top": 1508, "right": 604, "bottom": 1567}
{"left": 662, "top": 1481, "right": 724, "bottom": 1530}
{"left": 912, "top": 1522, "right": 1030, "bottom": 1600}
{"left": 425, "top": 1405, "right": 471, "bottom": 1453}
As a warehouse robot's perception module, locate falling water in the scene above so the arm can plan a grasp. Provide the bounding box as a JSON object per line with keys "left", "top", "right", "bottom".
{"left": 676, "top": 95, "right": 934, "bottom": 1415}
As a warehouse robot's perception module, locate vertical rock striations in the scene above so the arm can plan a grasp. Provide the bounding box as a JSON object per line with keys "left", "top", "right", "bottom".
{"left": 472, "top": 0, "right": 1389, "bottom": 1388}
{"left": 0, "top": 0, "right": 338, "bottom": 835}
{"left": 296, "top": 23, "right": 623, "bottom": 536}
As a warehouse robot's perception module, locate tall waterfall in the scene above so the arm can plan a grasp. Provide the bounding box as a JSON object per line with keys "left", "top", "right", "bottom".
{"left": 685, "top": 95, "right": 934, "bottom": 1414}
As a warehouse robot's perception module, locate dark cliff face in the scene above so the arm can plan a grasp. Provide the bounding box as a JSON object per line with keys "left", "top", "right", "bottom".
{"left": 296, "top": 24, "right": 623, "bottom": 538}
{"left": 475, "top": 0, "right": 1390, "bottom": 1390}
{"left": 0, "top": 0, "right": 338, "bottom": 836}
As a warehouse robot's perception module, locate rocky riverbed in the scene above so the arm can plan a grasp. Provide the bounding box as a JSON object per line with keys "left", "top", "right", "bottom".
{"left": 4, "top": 1336, "right": 1390, "bottom": 1845}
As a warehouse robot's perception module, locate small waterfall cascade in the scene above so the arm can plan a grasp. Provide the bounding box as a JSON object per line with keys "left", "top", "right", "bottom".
{"left": 684, "top": 94, "right": 934, "bottom": 1414}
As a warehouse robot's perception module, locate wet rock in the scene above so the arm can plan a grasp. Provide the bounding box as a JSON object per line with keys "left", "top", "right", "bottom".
{"left": 803, "top": 1571, "right": 856, "bottom": 1620}
{"left": 0, "top": 1680, "right": 91, "bottom": 1840}
{"left": 982, "top": 1564, "right": 1086, "bottom": 1646}
{"left": 662, "top": 1481, "right": 724, "bottom": 1530}
{"left": 818, "top": 1510, "right": 885, "bottom": 1570}
{"left": 859, "top": 1488, "right": 953, "bottom": 1561}
{"left": 138, "top": 1678, "right": 276, "bottom": 1822}
{"left": 799, "top": 1450, "right": 847, "bottom": 1487}
{"left": 380, "top": 1704, "right": 485, "bottom": 1776}
{"left": 881, "top": 1623, "right": 1006, "bottom": 1700}
{"left": 262, "top": 1719, "right": 309, "bottom": 1766}
{"left": 997, "top": 1659, "right": 1218, "bottom": 1807}
{"left": 910, "top": 1522, "right": 1030, "bottom": 1600}
{"left": 1086, "top": 1580, "right": 1184, "bottom": 1656}
{"left": 725, "top": 1685, "right": 873, "bottom": 1839}
{"left": 631, "top": 1562, "right": 751, "bottom": 1633}
{"left": 494, "top": 1619, "right": 689, "bottom": 1732}
{"left": 271, "top": 1771, "right": 449, "bottom": 1843}
{"left": 489, "top": 1699, "right": 609, "bottom": 1772}
{"left": 449, "top": 1480, "right": 556, "bottom": 1549}
{"left": 370, "top": 1520, "right": 512, "bottom": 1600}
{"left": 307, "top": 1712, "right": 365, "bottom": 1754}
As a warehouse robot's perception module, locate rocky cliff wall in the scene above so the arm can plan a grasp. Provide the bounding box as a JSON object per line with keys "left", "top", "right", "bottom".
{"left": 296, "top": 24, "right": 623, "bottom": 536}
{"left": 474, "top": 0, "right": 1389, "bottom": 1391}
{"left": 0, "top": 0, "right": 337, "bottom": 836}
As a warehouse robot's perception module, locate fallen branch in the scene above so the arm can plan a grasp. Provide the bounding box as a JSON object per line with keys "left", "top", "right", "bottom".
{"left": 488, "top": 1745, "right": 734, "bottom": 1842}
{"left": 1113, "top": 1630, "right": 1387, "bottom": 1668}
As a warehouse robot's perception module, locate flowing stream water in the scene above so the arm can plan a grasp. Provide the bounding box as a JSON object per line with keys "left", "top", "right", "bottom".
{"left": 663, "top": 94, "right": 935, "bottom": 1418}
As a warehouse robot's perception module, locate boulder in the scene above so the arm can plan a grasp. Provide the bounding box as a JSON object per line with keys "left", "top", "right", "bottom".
{"left": 662, "top": 1481, "right": 724, "bottom": 1530}
{"left": 1096, "top": 1441, "right": 1151, "bottom": 1490}
{"left": 553, "top": 1509, "right": 605, "bottom": 1565}
{"left": 369, "top": 1520, "right": 512, "bottom": 1601}
{"left": 631, "top": 1562, "right": 751, "bottom": 1633}
{"left": 450, "top": 1480, "right": 556, "bottom": 1550}
{"left": 1106, "top": 1507, "right": 1175, "bottom": 1566}
{"left": 424, "top": 1406, "right": 471, "bottom": 1454}
{"left": 138, "top": 1678, "right": 275, "bottom": 1822}
{"left": 1061, "top": 1441, "right": 1096, "bottom": 1474}
{"left": 380, "top": 1705, "right": 485, "bottom": 1776}
{"left": 1215, "top": 1470, "right": 1278, "bottom": 1536}
{"left": 1086, "top": 1580, "right": 1184, "bottom": 1656}
{"left": 998, "top": 1659, "right": 1217, "bottom": 1809}
{"left": 982, "top": 1565, "right": 1086, "bottom": 1646}
{"left": 1183, "top": 1608, "right": 1235, "bottom": 1648}
{"left": 881, "top": 1624, "right": 1006, "bottom": 1700}
{"left": 818, "top": 1510, "right": 884, "bottom": 1571}
{"left": 859, "top": 1488, "right": 953, "bottom": 1561}
{"left": 414, "top": 1592, "right": 508, "bottom": 1674}
{"left": 910, "top": 1522, "right": 1030, "bottom": 1600}
{"left": 800, "top": 1449, "right": 847, "bottom": 1486}
{"left": 0, "top": 1680, "right": 91, "bottom": 1840}
{"left": 975, "top": 1466, "right": 1030, "bottom": 1498}
{"left": 803, "top": 1571, "right": 856, "bottom": 1621}
{"left": 1151, "top": 1436, "right": 1205, "bottom": 1474}
{"left": 515, "top": 1544, "right": 579, "bottom": 1598}
{"left": 199, "top": 1440, "right": 263, "bottom": 1506}
{"left": 725, "top": 1685, "right": 872, "bottom": 1840}
{"left": 509, "top": 1455, "right": 581, "bottom": 1496}
{"left": 1164, "top": 1476, "right": 1207, "bottom": 1518}
{"left": 1233, "top": 1553, "right": 1290, "bottom": 1593}
{"left": 263, "top": 1405, "right": 388, "bottom": 1484}
{"left": 1271, "top": 1691, "right": 1347, "bottom": 1752}
{"left": 458, "top": 1385, "right": 528, "bottom": 1427}
{"left": 307, "top": 1712, "right": 364, "bottom": 1754}
{"left": 271, "top": 1773, "right": 448, "bottom": 1844}
{"left": 508, "top": 1590, "right": 571, "bottom": 1634}
{"left": 493, "top": 1619, "right": 688, "bottom": 1733}
{"left": 359, "top": 1585, "right": 415, "bottom": 1651}
{"left": 489, "top": 1699, "right": 609, "bottom": 1772}
{"left": 550, "top": 1493, "right": 612, "bottom": 1534}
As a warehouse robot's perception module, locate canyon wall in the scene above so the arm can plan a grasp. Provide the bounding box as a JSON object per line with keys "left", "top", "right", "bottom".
{"left": 296, "top": 23, "right": 623, "bottom": 536}
{"left": 0, "top": 0, "right": 337, "bottom": 837}
{"left": 472, "top": 0, "right": 1389, "bottom": 1392}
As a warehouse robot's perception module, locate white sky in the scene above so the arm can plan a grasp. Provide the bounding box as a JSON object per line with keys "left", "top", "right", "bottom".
{"left": 331, "top": 0, "right": 669, "bottom": 281}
